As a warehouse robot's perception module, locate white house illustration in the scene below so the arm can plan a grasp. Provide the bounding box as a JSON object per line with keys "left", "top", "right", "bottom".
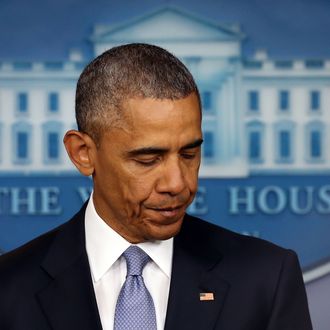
{"left": 1, "top": 7, "right": 330, "bottom": 177}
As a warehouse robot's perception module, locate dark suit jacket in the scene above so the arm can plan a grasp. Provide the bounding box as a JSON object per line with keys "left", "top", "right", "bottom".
{"left": 0, "top": 205, "right": 312, "bottom": 330}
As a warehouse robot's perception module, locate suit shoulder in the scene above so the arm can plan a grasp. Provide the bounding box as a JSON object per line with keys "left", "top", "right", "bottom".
{"left": 0, "top": 222, "right": 60, "bottom": 276}
{"left": 181, "top": 215, "right": 302, "bottom": 282}
{"left": 182, "top": 214, "right": 293, "bottom": 260}
{"left": 0, "top": 207, "right": 84, "bottom": 277}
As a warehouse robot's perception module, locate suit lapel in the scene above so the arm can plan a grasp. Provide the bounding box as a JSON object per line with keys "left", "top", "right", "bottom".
{"left": 165, "top": 215, "right": 230, "bottom": 330}
{"left": 36, "top": 206, "right": 102, "bottom": 330}
{"left": 35, "top": 210, "right": 229, "bottom": 330}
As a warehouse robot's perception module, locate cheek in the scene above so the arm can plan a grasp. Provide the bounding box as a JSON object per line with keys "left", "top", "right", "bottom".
{"left": 122, "top": 175, "right": 156, "bottom": 206}
{"left": 185, "top": 166, "right": 199, "bottom": 190}
{"left": 121, "top": 180, "right": 154, "bottom": 219}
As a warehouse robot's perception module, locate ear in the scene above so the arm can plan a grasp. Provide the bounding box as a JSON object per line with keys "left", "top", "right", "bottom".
{"left": 63, "top": 130, "right": 97, "bottom": 176}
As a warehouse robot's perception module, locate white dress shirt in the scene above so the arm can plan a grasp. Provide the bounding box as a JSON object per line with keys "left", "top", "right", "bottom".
{"left": 85, "top": 195, "right": 173, "bottom": 330}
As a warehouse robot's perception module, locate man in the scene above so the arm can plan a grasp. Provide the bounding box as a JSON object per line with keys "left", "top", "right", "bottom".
{"left": 0, "top": 44, "right": 312, "bottom": 329}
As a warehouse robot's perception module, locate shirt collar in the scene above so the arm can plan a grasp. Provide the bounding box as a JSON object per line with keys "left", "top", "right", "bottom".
{"left": 85, "top": 194, "right": 173, "bottom": 282}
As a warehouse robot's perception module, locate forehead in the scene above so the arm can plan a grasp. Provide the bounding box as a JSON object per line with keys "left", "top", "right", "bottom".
{"left": 101, "top": 93, "right": 201, "bottom": 148}
{"left": 123, "top": 93, "right": 200, "bottom": 128}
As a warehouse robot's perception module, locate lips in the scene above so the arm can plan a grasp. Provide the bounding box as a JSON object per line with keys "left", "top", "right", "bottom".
{"left": 151, "top": 205, "right": 183, "bottom": 211}
{"left": 146, "top": 204, "right": 186, "bottom": 222}
{"left": 148, "top": 204, "right": 184, "bottom": 212}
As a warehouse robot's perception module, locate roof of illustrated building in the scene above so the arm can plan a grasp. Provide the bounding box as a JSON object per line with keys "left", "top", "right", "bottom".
{"left": 91, "top": 7, "right": 244, "bottom": 43}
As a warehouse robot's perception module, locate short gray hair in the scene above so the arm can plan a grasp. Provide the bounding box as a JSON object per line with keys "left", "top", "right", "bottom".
{"left": 75, "top": 43, "right": 200, "bottom": 142}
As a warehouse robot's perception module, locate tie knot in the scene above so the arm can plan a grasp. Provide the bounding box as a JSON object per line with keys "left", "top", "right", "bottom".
{"left": 123, "top": 246, "right": 150, "bottom": 276}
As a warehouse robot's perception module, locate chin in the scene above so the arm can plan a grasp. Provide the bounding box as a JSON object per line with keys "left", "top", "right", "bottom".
{"left": 146, "top": 217, "right": 184, "bottom": 241}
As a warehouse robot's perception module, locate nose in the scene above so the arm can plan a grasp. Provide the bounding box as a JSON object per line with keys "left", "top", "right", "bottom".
{"left": 155, "top": 157, "right": 186, "bottom": 196}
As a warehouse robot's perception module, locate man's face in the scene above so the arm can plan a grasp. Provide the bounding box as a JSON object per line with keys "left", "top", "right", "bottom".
{"left": 92, "top": 92, "right": 202, "bottom": 243}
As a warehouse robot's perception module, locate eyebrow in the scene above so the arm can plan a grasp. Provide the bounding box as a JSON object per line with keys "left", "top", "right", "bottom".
{"left": 181, "top": 138, "right": 204, "bottom": 150}
{"left": 127, "top": 138, "right": 203, "bottom": 157}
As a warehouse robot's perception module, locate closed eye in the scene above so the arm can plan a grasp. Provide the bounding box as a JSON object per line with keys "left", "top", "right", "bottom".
{"left": 134, "top": 157, "right": 159, "bottom": 166}
{"left": 181, "top": 153, "right": 196, "bottom": 160}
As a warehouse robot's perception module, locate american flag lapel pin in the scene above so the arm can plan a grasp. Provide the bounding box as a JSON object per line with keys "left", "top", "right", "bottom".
{"left": 199, "top": 292, "right": 214, "bottom": 301}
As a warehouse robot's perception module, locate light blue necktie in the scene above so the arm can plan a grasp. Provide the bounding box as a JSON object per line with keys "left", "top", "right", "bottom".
{"left": 114, "top": 245, "right": 157, "bottom": 330}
